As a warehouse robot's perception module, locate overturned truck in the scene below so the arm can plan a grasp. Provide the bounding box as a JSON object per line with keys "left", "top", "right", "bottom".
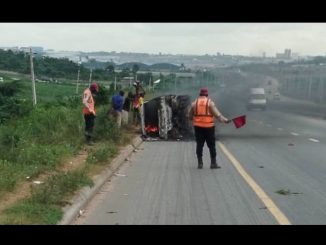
{"left": 141, "top": 95, "right": 193, "bottom": 140}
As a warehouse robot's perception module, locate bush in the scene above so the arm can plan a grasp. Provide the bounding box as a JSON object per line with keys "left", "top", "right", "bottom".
{"left": 93, "top": 106, "right": 121, "bottom": 142}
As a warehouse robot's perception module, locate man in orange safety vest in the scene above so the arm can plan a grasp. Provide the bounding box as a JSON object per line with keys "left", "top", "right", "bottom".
{"left": 82, "top": 83, "right": 99, "bottom": 145}
{"left": 188, "top": 87, "right": 230, "bottom": 169}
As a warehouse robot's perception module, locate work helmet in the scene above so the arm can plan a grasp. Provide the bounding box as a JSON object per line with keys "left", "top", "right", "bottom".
{"left": 199, "top": 87, "right": 208, "bottom": 96}
{"left": 90, "top": 83, "right": 99, "bottom": 92}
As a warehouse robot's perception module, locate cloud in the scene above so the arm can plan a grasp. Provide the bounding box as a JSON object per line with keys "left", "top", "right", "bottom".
{"left": 0, "top": 23, "right": 326, "bottom": 56}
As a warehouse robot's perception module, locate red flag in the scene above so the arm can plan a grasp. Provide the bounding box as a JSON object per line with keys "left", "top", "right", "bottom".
{"left": 232, "top": 115, "right": 246, "bottom": 128}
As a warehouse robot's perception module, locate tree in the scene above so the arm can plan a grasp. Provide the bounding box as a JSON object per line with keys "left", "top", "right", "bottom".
{"left": 132, "top": 64, "right": 139, "bottom": 77}
{"left": 120, "top": 67, "right": 131, "bottom": 78}
{"left": 180, "top": 63, "right": 186, "bottom": 71}
{"left": 106, "top": 64, "right": 115, "bottom": 74}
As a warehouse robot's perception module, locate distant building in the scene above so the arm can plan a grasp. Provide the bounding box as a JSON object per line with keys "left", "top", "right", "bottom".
{"left": 20, "top": 46, "right": 44, "bottom": 55}
{"left": 119, "top": 76, "right": 135, "bottom": 89}
{"left": 276, "top": 49, "right": 291, "bottom": 59}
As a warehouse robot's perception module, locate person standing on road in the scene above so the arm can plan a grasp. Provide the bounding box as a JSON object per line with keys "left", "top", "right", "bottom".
{"left": 188, "top": 88, "right": 230, "bottom": 169}
{"left": 82, "top": 83, "right": 99, "bottom": 145}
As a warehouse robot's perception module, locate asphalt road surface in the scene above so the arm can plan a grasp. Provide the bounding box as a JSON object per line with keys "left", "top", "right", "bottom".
{"left": 74, "top": 73, "right": 326, "bottom": 225}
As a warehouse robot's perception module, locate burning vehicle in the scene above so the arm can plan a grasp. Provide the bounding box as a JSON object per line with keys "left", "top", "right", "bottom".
{"left": 141, "top": 95, "right": 193, "bottom": 140}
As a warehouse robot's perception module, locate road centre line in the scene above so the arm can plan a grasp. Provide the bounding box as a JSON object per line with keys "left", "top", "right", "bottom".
{"left": 217, "top": 142, "right": 291, "bottom": 225}
{"left": 290, "top": 132, "right": 299, "bottom": 136}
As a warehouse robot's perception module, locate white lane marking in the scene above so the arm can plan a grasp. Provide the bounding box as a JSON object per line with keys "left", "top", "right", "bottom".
{"left": 290, "top": 132, "right": 299, "bottom": 136}
{"left": 277, "top": 128, "right": 283, "bottom": 131}
{"left": 309, "top": 138, "right": 320, "bottom": 143}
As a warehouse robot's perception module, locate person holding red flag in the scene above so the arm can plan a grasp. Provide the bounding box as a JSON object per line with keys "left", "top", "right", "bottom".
{"left": 231, "top": 115, "right": 246, "bottom": 128}
{"left": 188, "top": 88, "right": 230, "bottom": 169}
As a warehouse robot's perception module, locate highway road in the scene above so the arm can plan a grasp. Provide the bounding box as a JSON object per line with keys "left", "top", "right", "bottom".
{"left": 74, "top": 72, "right": 326, "bottom": 225}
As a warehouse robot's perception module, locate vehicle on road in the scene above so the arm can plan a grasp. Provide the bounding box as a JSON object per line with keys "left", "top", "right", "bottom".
{"left": 273, "top": 92, "right": 281, "bottom": 100}
{"left": 142, "top": 94, "right": 192, "bottom": 140}
{"left": 247, "top": 88, "right": 267, "bottom": 111}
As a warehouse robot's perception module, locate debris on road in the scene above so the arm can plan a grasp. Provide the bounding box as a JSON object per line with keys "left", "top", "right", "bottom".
{"left": 275, "top": 189, "right": 302, "bottom": 196}
{"left": 276, "top": 189, "right": 291, "bottom": 195}
{"left": 114, "top": 173, "right": 126, "bottom": 177}
{"left": 78, "top": 209, "right": 85, "bottom": 217}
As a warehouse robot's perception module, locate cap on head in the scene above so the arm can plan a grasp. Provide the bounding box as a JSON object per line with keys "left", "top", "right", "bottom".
{"left": 90, "top": 83, "right": 99, "bottom": 92}
{"left": 199, "top": 87, "right": 208, "bottom": 96}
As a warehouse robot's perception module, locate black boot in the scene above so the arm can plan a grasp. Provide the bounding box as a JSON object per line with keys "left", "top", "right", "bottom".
{"left": 85, "top": 134, "right": 94, "bottom": 146}
{"left": 210, "top": 157, "right": 221, "bottom": 169}
{"left": 197, "top": 157, "right": 203, "bottom": 169}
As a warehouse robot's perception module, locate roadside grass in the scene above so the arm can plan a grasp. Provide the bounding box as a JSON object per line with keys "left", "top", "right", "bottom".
{"left": 86, "top": 142, "right": 118, "bottom": 165}
{"left": 0, "top": 104, "right": 137, "bottom": 224}
{"left": 2, "top": 169, "right": 93, "bottom": 224}
{"left": 0, "top": 160, "right": 53, "bottom": 196}
{"left": 0, "top": 75, "right": 138, "bottom": 224}
{"left": 0, "top": 104, "right": 85, "bottom": 194}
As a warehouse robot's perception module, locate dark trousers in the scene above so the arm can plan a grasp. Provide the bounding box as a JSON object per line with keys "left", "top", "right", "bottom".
{"left": 84, "top": 113, "right": 95, "bottom": 137}
{"left": 133, "top": 108, "right": 140, "bottom": 125}
{"left": 194, "top": 126, "right": 216, "bottom": 160}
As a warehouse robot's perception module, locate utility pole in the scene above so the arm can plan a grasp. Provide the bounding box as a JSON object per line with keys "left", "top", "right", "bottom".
{"left": 308, "top": 76, "right": 312, "bottom": 100}
{"left": 149, "top": 76, "right": 151, "bottom": 91}
{"left": 30, "top": 48, "right": 37, "bottom": 106}
{"left": 114, "top": 75, "right": 117, "bottom": 91}
{"left": 174, "top": 75, "right": 176, "bottom": 94}
{"left": 89, "top": 68, "right": 93, "bottom": 86}
{"left": 76, "top": 63, "right": 81, "bottom": 94}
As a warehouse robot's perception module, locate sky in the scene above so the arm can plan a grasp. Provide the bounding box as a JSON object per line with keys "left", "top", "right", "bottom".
{"left": 1, "top": 23, "right": 326, "bottom": 57}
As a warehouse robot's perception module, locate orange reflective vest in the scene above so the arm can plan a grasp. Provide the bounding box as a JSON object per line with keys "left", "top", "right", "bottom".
{"left": 133, "top": 95, "right": 140, "bottom": 109}
{"left": 193, "top": 97, "right": 214, "bottom": 128}
{"left": 83, "top": 88, "right": 96, "bottom": 115}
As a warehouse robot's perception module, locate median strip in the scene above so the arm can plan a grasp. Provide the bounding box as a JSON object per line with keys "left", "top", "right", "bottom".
{"left": 218, "top": 142, "right": 291, "bottom": 225}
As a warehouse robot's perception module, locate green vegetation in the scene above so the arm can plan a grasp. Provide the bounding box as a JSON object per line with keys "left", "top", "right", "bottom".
{"left": 0, "top": 50, "right": 189, "bottom": 223}
{"left": 0, "top": 49, "right": 112, "bottom": 81}
{"left": 86, "top": 143, "right": 118, "bottom": 165}
{"left": 0, "top": 104, "right": 84, "bottom": 195}
{"left": 0, "top": 69, "right": 139, "bottom": 224}
{"left": 3, "top": 169, "right": 93, "bottom": 224}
